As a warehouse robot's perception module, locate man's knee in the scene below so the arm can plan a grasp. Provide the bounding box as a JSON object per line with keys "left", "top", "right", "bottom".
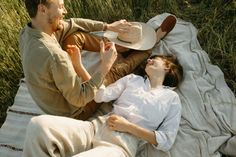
{"left": 26, "top": 115, "right": 52, "bottom": 137}
{"left": 62, "top": 33, "right": 84, "bottom": 50}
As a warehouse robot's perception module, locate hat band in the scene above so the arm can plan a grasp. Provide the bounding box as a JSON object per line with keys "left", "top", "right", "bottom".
{"left": 117, "top": 36, "right": 132, "bottom": 44}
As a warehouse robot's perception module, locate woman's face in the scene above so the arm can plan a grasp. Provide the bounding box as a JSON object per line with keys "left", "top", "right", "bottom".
{"left": 145, "top": 57, "right": 167, "bottom": 77}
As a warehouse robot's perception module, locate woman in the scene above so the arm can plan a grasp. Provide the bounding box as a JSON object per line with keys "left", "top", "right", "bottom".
{"left": 22, "top": 52, "right": 183, "bottom": 157}
{"left": 90, "top": 54, "right": 183, "bottom": 157}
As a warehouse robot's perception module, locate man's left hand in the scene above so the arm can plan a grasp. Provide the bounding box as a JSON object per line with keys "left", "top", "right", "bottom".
{"left": 106, "top": 19, "right": 131, "bottom": 33}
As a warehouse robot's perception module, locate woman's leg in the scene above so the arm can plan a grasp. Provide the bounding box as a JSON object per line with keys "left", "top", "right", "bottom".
{"left": 22, "top": 115, "right": 95, "bottom": 157}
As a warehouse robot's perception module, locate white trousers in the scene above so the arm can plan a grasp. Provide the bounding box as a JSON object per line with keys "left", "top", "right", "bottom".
{"left": 22, "top": 115, "right": 139, "bottom": 157}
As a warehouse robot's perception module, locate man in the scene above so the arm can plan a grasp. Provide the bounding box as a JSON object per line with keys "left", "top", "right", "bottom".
{"left": 19, "top": 0, "right": 131, "bottom": 119}
{"left": 20, "top": 0, "right": 176, "bottom": 120}
{"left": 20, "top": 0, "right": 160, "bottom": 120}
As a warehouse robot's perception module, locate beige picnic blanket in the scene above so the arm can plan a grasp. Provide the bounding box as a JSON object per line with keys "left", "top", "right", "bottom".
{"left": 0, "top": 13, "right": 235, "bottom": 157}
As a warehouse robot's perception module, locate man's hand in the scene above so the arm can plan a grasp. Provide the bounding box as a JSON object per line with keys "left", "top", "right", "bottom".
{"left": 100, "top": 41, "right": 117, "bottom": 75}
{"left": 106, "top": 114, "right": 130, "bottom": 132}
{"left": 106, "top": 19, "right": 131, "bottom": 33}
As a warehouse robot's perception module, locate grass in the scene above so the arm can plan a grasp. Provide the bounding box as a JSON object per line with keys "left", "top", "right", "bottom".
{"left": 0, "top": 0, "right": 235, "bottom": 127}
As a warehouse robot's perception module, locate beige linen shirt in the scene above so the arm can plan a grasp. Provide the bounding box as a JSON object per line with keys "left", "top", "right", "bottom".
{"left": 19, "top": 18, "right": 106, "bottom": 117}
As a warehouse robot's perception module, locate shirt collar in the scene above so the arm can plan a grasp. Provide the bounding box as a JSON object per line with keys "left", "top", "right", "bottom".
{"left": 26, "top": 23, "right": 57, "bottom": 41}
{"left": 144, "top": 76, "right": 174, "bottom": 91}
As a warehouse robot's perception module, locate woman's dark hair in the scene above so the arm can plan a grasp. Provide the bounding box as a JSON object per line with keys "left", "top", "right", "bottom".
{"left": 150, "top": 55, "right": 183, "bottom": 87}
{"left": 25, "top": 0, "right": 51, "bottom": 18}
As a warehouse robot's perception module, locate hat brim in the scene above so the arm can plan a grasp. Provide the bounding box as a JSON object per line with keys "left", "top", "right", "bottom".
{"left": 103, "top": 22, "right": 156, "bottom": 51}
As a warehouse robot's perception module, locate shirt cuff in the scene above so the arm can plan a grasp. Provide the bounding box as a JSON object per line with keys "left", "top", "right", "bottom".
{"left": 98, "top": 84, "right": 106, "bottom": 89}
{"left": 152, "top": 131, "right": 168, "bottom": 152}
{"left": 89, "top": 71, "right": 105, "bottom": 89}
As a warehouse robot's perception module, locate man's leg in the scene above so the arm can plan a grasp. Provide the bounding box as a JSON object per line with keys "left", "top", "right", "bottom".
{"left": 62, "top": 31, "right": 129, "bottom": 53}
{"left": 22, "top": 115, "right": 94, "bottom": 157}
{"left": 156, "top": 15, "right": 177, "bottom": 43}
{"left": 76, "top": 50, "right": 151, "bottom": 120}
{"left": 63, "top": 31, "right": 151, "bottom": 85}
{"left": 73, "top": 146, "right": 126, "bottom": 157}
{"left": 62, "top": 31, "right": 104, "bottom": 52}
{"left": 103, "top": 49, "right": 151, "bottom": 85}
{"left": 62, "top": 32, "right": 151, "bottom": 120}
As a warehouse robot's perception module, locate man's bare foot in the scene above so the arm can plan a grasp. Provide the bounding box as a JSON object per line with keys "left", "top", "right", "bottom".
{"left": 156, "top": 15, "right": 177, "bottom": 43}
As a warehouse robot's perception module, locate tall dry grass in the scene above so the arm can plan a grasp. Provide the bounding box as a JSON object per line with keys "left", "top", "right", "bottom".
{"left": 0, "top": 0, "right": 235, "bottom": 126}
{"left": 0, "top": 0, "right": 28, "bottom": 125}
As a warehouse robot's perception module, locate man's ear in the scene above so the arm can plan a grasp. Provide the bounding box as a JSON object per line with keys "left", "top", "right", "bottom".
{"left": 37, "top": 4, "right": 47, "bottom": 15}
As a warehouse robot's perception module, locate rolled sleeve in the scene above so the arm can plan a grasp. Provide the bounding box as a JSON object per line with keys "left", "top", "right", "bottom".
{"left": 51, "top": 48, "right": 105, "bottom": 108}
{"left": 152, "top": 95, "right": 182, "bottom": 151}
{"left": 89, "top": 70, "right": 104, "bottom": 89}
{"left": 153, "top": 129, "right": 177, "bottom": 151}
{"left": 55, "top": 18, "right": 105, "bottom": 45}
{"left": 94, "top": 74, "right": 135, "bottom": 103}
{"left": 71, "top": 18, "right": 105, "bottom": 32}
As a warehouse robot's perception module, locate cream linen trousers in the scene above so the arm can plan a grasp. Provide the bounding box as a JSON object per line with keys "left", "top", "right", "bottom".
{"left": 22, "top": 114, "right": 139, "bottom": 157}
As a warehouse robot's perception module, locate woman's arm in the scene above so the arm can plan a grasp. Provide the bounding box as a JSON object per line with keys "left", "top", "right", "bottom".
{"left": 107, "top": 94, "right": 182, "bottom": 151}
{"left": 94, "top": 74, "right": 135, "bottom": 103}
{"left": 66, "top": 45, "right": 91, "bottom": 81}
{"left": 107, "top": 114, "right": 157, "bottom": 145}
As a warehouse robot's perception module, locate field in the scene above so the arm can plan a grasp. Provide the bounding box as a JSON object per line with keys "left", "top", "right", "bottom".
{"left": 0, "top": 0, "right": 235, "bottom": 126}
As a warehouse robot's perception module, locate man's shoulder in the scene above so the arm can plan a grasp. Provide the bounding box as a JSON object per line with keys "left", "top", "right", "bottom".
{"left": 19, "top": 25, "right": 52, "bottom": 55}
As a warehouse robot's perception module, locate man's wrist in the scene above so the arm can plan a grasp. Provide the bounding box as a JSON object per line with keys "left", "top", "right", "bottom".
{"left": 101, "top": 65, "right": 111, "bottom": 76}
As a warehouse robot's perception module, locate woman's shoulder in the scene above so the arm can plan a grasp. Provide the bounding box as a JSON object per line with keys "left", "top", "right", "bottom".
{"left": 163, "top": 88, "right": 181, "bottom": 105}
{"left": 126, "top": 74, "right": 144, "bottom": 80}
{"left": 162, "top": 86, "right": 178, "bottom": 95}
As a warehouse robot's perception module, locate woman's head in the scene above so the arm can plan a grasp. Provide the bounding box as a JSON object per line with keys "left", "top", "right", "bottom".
{"left": 145, "top": 55, "right": 183, "bottom": 87}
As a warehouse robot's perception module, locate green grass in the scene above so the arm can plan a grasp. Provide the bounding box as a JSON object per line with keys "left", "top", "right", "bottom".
{"left": 0, "top": 0, "right": 235, "bottom": 126}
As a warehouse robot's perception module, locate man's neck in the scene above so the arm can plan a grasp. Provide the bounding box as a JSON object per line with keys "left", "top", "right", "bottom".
{"left": 31, "top": 18, "right": 53, "bottom": 36}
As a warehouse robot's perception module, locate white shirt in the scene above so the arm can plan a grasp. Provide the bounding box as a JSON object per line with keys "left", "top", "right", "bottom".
{"left": 95, "top": 74, "right": 182, "bottom": 151}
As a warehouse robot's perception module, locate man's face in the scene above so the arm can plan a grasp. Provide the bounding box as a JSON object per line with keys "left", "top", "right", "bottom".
{"left": 46, "top": 0, "right": 67, "bottom": 32}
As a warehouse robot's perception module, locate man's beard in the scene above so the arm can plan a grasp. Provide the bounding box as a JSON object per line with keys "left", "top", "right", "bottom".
{"left": 48, "top": 16, "right": 63, "bottom": 32}
{"left": 56, "top": 23, "right": 63, "bottom": 31}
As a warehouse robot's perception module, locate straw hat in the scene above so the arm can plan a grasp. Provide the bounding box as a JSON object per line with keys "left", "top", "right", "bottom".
{"left": 103, "top": 22, "right": 156, "bottom": 50}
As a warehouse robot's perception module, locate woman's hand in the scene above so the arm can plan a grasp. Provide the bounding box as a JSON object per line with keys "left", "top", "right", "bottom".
{"left": 106, "top": 114, "right": 130, "bottom": 132}
{"left": 66, "top": 45, "right": 82, "bottom": 69}
{"left": 107, "top": 114, "right": 157, "bottom": 145}
{"left": 66, "top": 44, "right": 91, "bottom": 81}
{"left": 100, "top": 41, "right": 117, "bottom": 75}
